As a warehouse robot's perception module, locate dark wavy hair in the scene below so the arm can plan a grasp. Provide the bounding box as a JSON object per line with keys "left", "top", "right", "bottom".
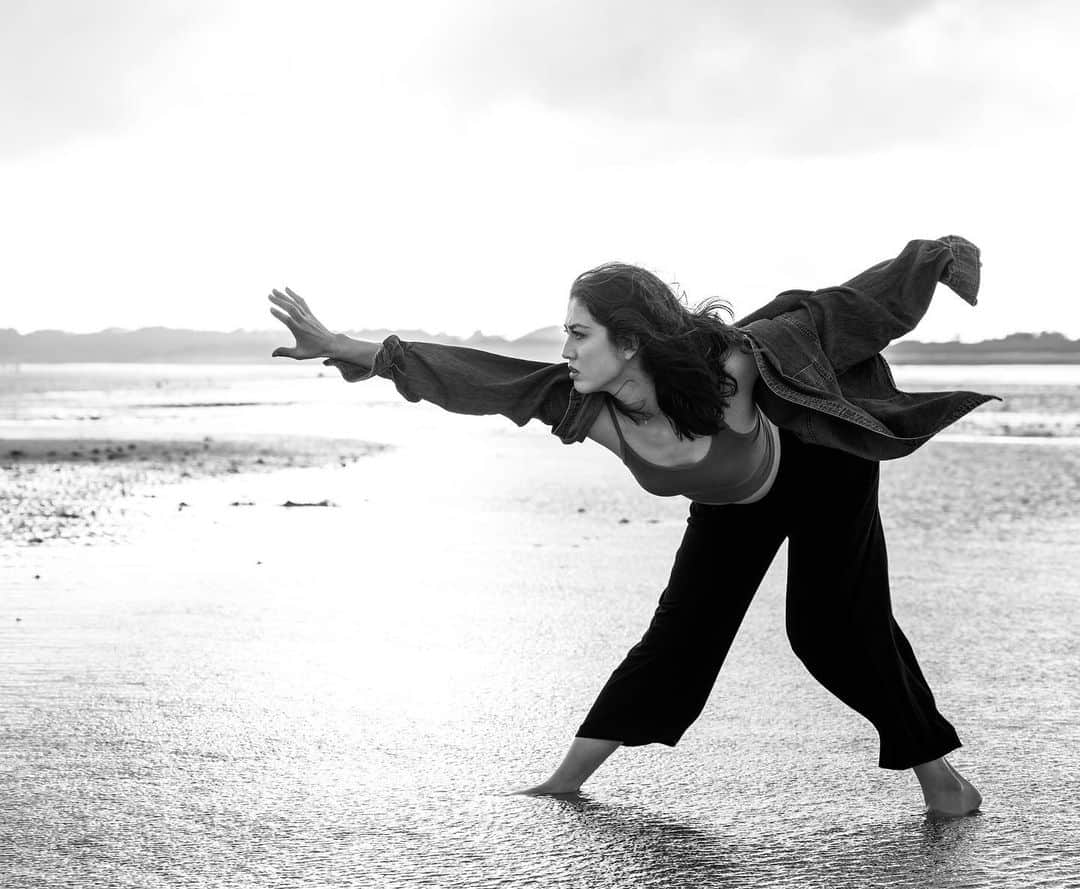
{"left": 569, "top": 262, "right": 745, "bottom": 440}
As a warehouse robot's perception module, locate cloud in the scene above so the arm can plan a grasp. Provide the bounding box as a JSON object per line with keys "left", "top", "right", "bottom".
{"left": 5, "top": 0, "right": 1074, "bottom": 162}
{"left": 0, "top": 0, "right": 213, "bottom": 159}
{"left": 425, "top": 0, "right": 1079, "bottom": 156}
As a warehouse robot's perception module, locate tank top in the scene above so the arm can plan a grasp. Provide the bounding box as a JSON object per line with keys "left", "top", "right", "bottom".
{"left": 605, "top": 399, "right": 781, "bottom": 505}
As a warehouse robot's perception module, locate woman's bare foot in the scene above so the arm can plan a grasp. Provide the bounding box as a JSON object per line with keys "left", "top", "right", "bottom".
{"left": 510, "top": 738, "right": 621, "bottom": 797}
{"left": 913, "top": 757, "right": 982, "bottom": 817}
{"left": 510, "top": 781, "right": 582, "bottom": 797}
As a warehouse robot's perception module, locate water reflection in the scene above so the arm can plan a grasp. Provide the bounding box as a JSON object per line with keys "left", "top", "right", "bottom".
{"left": 496, "top": 793, "right": 993, "bottom": 889}
{"left": 916, "top": 811, "right": 984, "bottom": 885}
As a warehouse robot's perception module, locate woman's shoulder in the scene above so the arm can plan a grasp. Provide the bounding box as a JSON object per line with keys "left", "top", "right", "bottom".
{"left": 719, "top": 339, "right": 760, "bottom": 432}
{"left": 721, "top": 338, "right": 760, "bottom": 391}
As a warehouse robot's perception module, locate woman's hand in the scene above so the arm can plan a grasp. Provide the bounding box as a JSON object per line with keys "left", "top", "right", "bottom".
{"left": 268, "top": 287, "right": 337, "bottom": 360}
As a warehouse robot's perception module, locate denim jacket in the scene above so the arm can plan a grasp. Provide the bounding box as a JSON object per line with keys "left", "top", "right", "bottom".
{"left": 329, "top": 239, "right": 999, "bottom": 461}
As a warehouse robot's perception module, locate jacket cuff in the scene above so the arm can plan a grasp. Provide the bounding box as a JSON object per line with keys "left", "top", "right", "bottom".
{"left": 936, "top": 235, "right": 981, "bottom": 306}
{"left": 323, "top": 335, "right": 405, "bottom": 382}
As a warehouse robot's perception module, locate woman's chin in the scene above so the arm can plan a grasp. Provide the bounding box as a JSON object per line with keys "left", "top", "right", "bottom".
{"left": 572, "top": 377, "right": 609, "bottom": 395}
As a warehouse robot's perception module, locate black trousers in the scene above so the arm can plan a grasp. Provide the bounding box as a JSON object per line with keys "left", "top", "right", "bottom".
{"left": 576, "top": 428, "right": 962, "bottom": 770}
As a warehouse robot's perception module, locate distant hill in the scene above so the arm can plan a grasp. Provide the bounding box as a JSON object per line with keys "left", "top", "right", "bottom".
{"left": 0, "top": 326, "right": 1077, "bottom": 364}
{"left": 883, "top": 331, "right": 1080, "bottom": 364}
{"left": 0, "top": 326, "right": 566, "bottom": 364}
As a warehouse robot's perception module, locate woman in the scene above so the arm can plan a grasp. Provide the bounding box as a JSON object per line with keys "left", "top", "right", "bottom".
{"left": 268, "top": 237, "right": 991, "bottom": 817}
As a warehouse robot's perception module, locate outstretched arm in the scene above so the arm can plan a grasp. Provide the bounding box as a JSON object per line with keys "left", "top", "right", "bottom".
{"left": 330, "top": 335, "right": 575, "bottom": 429}
{"left": 736, "top": 237, "right": 980, "bottom": 376}
{"left": 268, "top": 287, "right": 577, "bottom": 432}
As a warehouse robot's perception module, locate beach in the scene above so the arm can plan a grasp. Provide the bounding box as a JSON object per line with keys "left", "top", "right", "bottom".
{"left": 1, "top": 363, "right": 1079, "bottom": 888}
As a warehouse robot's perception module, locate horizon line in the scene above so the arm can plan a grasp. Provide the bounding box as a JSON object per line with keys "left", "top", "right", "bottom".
{"left": 3, "top": 325, "right": 1080, "bottom": 346}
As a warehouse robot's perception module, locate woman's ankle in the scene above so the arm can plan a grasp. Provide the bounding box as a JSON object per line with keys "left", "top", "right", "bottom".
{"left": 913, "top": 756, "right": 965, "bottom": 791}
{"left": 912, "top": 757, "right": 982, "bottom": 816}
{"left": 550, "top": 737, "right": 622, "bottom": 788}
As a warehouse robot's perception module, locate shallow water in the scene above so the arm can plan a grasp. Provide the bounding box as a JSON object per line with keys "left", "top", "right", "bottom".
{"left": 3, "top": 361, "right": 1080, "bottom": 437}
{"left": 2, "top": 365, "right": 1079, "bottom": 887}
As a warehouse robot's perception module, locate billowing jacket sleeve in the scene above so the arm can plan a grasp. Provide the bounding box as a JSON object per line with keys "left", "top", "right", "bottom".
{"left": 736, "top": 238, "right": 965, "bottom": 376}
{"left": 324, "top": 335, "right": 575, "bottom": 430}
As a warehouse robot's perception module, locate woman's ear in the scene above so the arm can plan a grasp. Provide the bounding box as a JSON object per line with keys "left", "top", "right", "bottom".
{"left": 618, "top": 335, "right": 639, "bottom": 361}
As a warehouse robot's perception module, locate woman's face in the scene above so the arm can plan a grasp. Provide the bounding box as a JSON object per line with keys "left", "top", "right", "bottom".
{"left": 561, "top": 298, "right": 630, "bottom": 394}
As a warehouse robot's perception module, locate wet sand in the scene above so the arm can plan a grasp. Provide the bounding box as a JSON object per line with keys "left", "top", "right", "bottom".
{"left": 1, "top": 418, "right": 1078, "bottom": 888}
{"left": 1, "top": 435, "right": 384, "bottom": 546}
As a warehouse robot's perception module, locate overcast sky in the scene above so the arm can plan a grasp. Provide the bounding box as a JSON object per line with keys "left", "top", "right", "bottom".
{"left": 2, "top": 0, "right": 1078, "bottom": 342}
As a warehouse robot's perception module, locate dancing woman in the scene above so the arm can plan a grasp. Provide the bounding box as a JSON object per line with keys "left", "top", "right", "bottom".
{"left": 269, "top": 237, "right": 992, "bottom": 816}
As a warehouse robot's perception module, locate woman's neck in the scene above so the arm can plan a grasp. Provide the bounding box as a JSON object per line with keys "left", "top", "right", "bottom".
{"left": 609, "top": 372, "right": 661, "bottom": 426}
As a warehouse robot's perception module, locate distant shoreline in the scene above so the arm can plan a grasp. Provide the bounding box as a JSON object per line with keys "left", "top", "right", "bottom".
{"left": 2, "top": 325, "right": 1078, "bottom": 365}
{"left": 885, "top": 353, "right": 1080, "bottom": 365}
{"left": 3, "top": 352, "right": 1080, "bottom": 366}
